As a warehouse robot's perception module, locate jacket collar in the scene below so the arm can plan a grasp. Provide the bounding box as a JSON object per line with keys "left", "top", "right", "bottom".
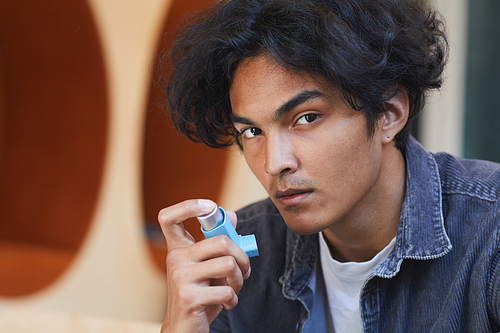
{"left": 374, "top": 136, "right": 452, "bottom": 278}
{"left": 280, "top": 230, "right": 317, "bottom": 301}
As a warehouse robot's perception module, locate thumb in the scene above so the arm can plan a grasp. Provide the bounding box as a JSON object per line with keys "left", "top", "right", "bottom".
{"left": 225, "top": 209, "right": 238, "bottom": 229}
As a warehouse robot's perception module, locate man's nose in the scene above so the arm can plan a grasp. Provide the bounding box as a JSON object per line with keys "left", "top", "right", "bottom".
{"left": 263, "top": 133, "right": 298, "bottom": 176}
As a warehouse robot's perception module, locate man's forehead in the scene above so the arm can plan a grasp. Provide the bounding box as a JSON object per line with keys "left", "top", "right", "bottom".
{"left": 231, "top": 61, "right": 346, "bottom": 123}
{"left": 232, "top": 55, "right": 340, "bottom": 92}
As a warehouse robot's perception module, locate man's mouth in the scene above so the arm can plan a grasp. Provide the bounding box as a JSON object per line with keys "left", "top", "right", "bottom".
{"left": 274, "top": 188, "right": 313, "bottom": 206}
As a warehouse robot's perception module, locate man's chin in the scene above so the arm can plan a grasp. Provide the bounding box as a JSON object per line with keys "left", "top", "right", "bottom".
{"left": 280, "top": 213, "right": 325, "bottom": 236}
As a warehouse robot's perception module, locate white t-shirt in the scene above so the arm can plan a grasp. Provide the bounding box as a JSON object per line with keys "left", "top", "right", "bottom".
{"left": 319, "top": 232, "right": 396, "bottom": 333}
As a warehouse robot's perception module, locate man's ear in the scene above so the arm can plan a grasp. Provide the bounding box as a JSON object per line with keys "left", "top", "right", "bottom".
{"left": 380, "top": 88, "right": 409, "bottom": 145}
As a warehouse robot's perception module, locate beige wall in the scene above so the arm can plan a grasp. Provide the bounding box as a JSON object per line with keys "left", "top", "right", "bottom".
{"left": 420, "top": 0, "right": 469, "bottom": 156}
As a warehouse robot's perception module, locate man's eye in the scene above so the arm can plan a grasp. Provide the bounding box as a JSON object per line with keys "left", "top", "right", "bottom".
{"left": 241, "top": 127, "right": 262, "bottom": 138}
{"left": 296, "top": 114, "right": 319, "bottom": 125}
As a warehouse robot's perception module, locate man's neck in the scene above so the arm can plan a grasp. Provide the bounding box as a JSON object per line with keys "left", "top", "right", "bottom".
{"left": 322, "top": 144, "right": 406, "bottom": 263}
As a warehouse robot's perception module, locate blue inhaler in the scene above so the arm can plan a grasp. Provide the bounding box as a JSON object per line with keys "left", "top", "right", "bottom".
{"left": 197, "top": 205, "right": 259, "bottom": 257}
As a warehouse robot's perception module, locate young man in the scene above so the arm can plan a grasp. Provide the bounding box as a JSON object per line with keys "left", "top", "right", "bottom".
{"left": 157, "top": 0, "right": 500, "bottom": 332}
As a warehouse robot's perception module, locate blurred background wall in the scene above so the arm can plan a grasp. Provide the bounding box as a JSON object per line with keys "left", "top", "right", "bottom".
{"left": 0, "top": 0, "right": 267, "bottom": 323}
{"left": 0, "top": 0, "right": 497, "bottom": 324}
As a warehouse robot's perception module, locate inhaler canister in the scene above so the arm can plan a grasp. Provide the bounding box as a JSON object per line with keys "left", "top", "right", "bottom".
{"left": 197, "top": 205, "right": 259, "bottom": 258}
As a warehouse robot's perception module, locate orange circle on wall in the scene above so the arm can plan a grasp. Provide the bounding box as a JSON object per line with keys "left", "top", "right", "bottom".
{"left": 0, "top": 0, "right": 108, "bottom": 296}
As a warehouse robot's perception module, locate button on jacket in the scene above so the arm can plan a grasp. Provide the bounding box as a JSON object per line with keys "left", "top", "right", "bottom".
{"left": 210, "top": 137, "right": 500, "bottom": 333}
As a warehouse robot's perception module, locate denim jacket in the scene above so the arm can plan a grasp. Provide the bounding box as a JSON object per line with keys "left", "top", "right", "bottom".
{"left": 210, "top": 137, "right": 500, "bottom": 332}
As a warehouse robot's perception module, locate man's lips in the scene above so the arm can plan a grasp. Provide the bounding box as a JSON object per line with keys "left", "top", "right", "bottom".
{"left": 275, "top": 188, "right": 312, "bottom": 198}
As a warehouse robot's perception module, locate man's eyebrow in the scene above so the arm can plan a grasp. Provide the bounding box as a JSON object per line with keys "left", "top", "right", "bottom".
{"left": 230, "top": 89, "right": 325, "bottom": 125}
{"left": 231, "top": 113, "right": 254, "bottom": 126}
{"left": 274, "top": 89, "right": 324, "bottom": 121}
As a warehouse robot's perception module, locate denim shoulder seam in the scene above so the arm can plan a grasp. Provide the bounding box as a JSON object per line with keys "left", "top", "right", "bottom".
{"left": 435, "top": 153, "right": 500, "bottom": 202}
{"left": 441, "top": 189, "right": 499, "bottom": 203}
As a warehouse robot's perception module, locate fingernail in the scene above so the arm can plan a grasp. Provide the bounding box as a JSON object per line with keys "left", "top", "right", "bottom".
{"left": 244, "top": 266, "right": 252, "bottom": 279}
{"left": 198, "top": 199, "right": 216, "bottom": 213}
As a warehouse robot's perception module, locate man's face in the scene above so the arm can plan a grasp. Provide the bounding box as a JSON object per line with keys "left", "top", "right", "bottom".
{"left": 230, "top": 56, "right": 387, "bottom": 235}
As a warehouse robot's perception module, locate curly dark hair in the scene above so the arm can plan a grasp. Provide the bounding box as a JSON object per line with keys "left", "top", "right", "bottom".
{"left": 161, "top": 0, "right": 448, "bottom": 151}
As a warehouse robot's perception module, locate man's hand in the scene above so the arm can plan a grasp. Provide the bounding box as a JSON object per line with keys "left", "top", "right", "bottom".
{"left": 158, "top": 199, "right": 251, "bottom": 333}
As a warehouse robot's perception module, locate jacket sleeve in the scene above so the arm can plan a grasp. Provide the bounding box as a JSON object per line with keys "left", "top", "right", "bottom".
{"left": 210, "top": 309, "right": 231, "bottom": 333}
{"left": 488, "top": 246, "right": 500, "bottom": 330}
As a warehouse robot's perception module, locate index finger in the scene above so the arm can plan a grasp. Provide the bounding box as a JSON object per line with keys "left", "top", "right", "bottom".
{"left": 158, "top": 199, "right": 216, "bottom": 251}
